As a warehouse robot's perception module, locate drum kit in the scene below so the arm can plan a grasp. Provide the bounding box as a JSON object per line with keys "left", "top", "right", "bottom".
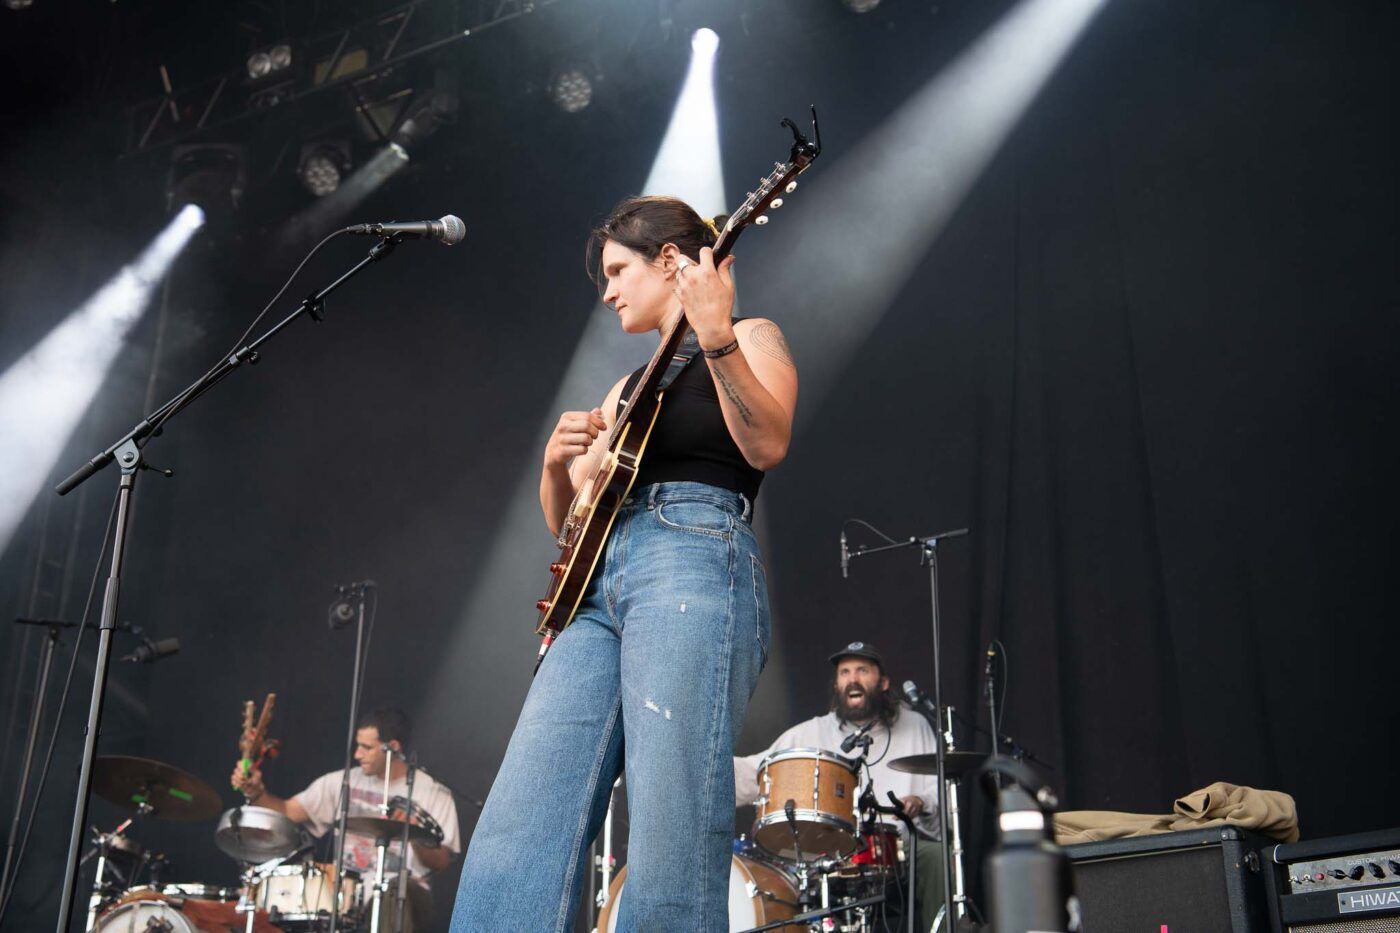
{"left": 81, "top": 755, "right": 441, "bottom": 933}
{"left": 596, "top": 733, "right": 988, "bottom": 933}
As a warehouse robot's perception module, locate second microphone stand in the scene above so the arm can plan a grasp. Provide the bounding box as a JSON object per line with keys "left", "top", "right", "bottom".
{"left": 845, "top": 525, "right": 967, "bottom": 930}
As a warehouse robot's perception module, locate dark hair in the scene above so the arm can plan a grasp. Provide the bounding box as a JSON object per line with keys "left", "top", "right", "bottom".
{"left": 587, "top": 195, "right": 729, "bottom": 289}
{"left": 357, "top": 707, "right": 412, "bottom": 751}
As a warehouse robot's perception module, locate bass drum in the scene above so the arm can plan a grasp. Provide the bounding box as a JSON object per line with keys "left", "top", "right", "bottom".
{"left": 596, "top": 854, "right": 798, "bottom": 932}
{"left": 93, "top": 893, "right": 201, "bottom": 933}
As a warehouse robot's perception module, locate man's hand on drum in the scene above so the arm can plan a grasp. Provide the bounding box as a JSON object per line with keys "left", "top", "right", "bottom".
{"left": 899, "top": 795, "right": 925, "bottom": 819}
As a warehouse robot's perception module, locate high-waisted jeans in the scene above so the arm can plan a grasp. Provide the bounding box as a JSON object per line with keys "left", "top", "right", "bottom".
{"left": 450, "top": 481, "right": 771, "bottom": 932}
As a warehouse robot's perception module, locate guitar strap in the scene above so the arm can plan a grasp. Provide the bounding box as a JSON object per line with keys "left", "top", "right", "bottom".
{"left": 656, "top": 317, "right": 743, "bottom": 392}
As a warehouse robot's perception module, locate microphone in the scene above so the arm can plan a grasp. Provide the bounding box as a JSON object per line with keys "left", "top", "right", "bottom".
{"left": 345, "top": 215, "right": 465, "bottom": 245}
{"left": 839, "top": 530, "right": 849, "bottom": 579}
{"left": 902, "top": 680, "right": 939, "bottom": 719}
{"left": 984, "top": 642, "right": 998, "bottom": 698}
{"left": 122, "top": 637, "right": 180, "bottom": 664}
{"left": 840, "top": 720, "right": 875, "bottom": 753}
{"left": 328, "top": 598, "right": 356, "bottom": 630}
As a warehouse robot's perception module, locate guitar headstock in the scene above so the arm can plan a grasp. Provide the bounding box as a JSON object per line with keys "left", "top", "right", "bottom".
{"left": 713, "top": 106, "right": 822, "bottom": 259}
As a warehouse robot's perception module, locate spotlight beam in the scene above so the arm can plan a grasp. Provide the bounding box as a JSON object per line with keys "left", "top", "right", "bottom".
{"left": 747, "top": 0, "right": 1109, "bottom": 422}
{"left": 0, "top": 205, "right": 205, "bottom": 553}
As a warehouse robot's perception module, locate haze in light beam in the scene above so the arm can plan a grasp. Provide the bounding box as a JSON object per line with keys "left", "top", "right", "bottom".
{"left": 754, "top": 0, "right": 1109, "bottom": 419}
{"left": 418, "top": 31, "right": 728, "bottom": 753}
{"left": 0, "top": 205, "right": 205, "bottom": 550}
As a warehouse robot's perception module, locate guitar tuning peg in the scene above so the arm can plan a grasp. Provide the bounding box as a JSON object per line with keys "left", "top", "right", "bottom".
{"left": 785, "top": 180, "right": 798, "bottom": 193}
{"left": 770, "top": 198, "right": 784, "bottom": 208}
{"left": 755, "top": 216, "right": 770, "bottom": 225}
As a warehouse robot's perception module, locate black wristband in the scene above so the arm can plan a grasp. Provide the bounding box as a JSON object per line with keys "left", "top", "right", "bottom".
{"left": 702, "top": 338, "right": 740, "bottom": 359}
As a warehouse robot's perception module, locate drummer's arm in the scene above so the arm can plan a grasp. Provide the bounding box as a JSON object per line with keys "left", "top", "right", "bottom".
{"left": 411, "top": 840, "right": 452, "bottom": 873}
{"left": 230, "top": 765, "right": 310, "bottom": 823}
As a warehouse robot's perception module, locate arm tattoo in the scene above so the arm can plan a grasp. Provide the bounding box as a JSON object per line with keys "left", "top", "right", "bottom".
{"left": 750, "top": 321, "right": 795, "bottom": 367}
{"left": 711, "top": 365, "right": 755, "bottom": 427}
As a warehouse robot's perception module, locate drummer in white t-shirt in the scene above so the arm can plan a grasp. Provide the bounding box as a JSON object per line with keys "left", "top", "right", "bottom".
{"left": 231, "top": 707, "right": 461, "bottom": 926}
{"left": 734, "top": 642, "right": 945, "bottom": 929}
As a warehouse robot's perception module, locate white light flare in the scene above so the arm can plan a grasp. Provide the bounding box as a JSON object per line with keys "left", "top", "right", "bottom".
{"left": 754, "top": 0, "right": 1109, "bottom": 419}
{"left": 418, "top": 28, "right": 731, "bottom": 744}
{"left": 0, "top": 204, "right": 205, "bottom": 549}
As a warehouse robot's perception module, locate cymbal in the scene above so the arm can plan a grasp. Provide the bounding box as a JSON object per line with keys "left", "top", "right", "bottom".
{"left": 92, "top": 755, "right": 222, "bottom": 822}
{"left": 344, "top": 815, "right": 440, "bottom": 847}
{"left": 887, "top": 751, "right": 988, "bottom": 779}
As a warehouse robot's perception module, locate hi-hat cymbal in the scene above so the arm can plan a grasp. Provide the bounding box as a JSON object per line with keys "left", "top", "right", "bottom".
{"left": 91, "top": 755, "right": 222, "bottom": 822}
{"left": 887, "top": 751, "right": 988, "bottom": 779}
{"left": 343, "top": 815, "right": 440, "bottom": 847}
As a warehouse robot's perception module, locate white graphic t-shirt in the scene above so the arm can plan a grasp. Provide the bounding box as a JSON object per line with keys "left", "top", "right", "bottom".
{"left": 294, "top": 767, "right": 460, "bottom": 890}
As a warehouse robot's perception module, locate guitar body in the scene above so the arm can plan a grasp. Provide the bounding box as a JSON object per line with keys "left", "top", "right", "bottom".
{"left": 536, "top": 396, "right": 663, "bottom": 635}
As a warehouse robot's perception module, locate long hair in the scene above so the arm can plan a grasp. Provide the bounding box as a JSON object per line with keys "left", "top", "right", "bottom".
{"left": 586, "top": 195, "right": 728, "bottom": 291}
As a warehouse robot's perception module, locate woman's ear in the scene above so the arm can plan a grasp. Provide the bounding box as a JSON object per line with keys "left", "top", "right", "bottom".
{"left": 657, "top": 242, "right": 682, "bottom": 275}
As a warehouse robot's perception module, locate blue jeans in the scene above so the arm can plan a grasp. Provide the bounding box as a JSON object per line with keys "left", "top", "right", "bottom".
{"left": 451, "top": 482, "right": 771, "bottom": 932}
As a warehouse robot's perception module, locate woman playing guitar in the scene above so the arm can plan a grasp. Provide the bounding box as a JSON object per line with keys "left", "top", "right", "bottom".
{"left": 450, "top": 195, "right": 799, "bottom": 931}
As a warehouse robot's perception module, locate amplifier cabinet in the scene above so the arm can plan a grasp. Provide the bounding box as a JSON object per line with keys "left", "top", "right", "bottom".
{"left": 1265, "top": 828, "right": 1400, "bottom": 932}
{"left": 1065, "top": 826, "right": 1272, "bottom": 932}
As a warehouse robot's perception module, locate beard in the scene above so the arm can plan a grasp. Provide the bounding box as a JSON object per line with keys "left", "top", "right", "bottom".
{"left": 831, "top": 681, "right": 895, "bottom": 725}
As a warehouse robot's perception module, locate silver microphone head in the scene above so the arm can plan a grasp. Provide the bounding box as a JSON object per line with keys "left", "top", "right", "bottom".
{"left": 437, "top": 214, "right": 466, "bottom": 245}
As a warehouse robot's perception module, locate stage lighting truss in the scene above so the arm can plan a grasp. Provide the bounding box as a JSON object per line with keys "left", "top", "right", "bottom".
{"left": 297, "top": 140, "right": 352, "bottom": 196}
{"left": 125, "top": 0, "right": 556, "bottom": 156}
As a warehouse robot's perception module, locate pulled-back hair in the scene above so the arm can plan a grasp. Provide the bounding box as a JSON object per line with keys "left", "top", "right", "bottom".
{"left": 587, "top": 195, "right": 729, "bottom": 289}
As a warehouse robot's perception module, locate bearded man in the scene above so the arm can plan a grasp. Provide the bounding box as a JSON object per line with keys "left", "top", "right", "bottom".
{"left": 734, "top": 641, "right": 945, "bottom": 930}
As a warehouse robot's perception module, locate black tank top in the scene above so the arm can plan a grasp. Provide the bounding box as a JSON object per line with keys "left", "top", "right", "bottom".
{"left": 616, "top": 342, "right": 765, "bottom": 501}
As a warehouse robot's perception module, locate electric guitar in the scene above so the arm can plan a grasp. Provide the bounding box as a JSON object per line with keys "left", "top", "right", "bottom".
{"left": 532, "top": 109, "right": 822, "bottom": 668}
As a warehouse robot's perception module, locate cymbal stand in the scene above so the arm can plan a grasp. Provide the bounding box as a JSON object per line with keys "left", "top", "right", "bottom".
{"left": 941, "top": 707, "right": 970, "bottom": 927}
{"left": 81, "top": 813, "right": 140, "bottom": 932}
{"left": 593, "top": 776, "right": 622, "bottom": 920}
{"left": 368, "top": 745, "right": 397, "bottom": 933}
{"left": 392, "top": 754, "right": 417, "bottom": 933}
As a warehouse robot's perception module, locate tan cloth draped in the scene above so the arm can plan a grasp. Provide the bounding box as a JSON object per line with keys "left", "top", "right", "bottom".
{"left": 1053, "top": 781, "right": 1299, "bottom": 845}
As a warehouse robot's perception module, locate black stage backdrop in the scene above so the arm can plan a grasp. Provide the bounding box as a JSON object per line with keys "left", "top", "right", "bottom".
{"left": 1, "top": 0, "right": 1396, "bottom": 929}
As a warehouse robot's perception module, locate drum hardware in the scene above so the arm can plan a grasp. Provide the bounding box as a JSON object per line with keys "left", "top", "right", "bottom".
{"left": 591, "top": 776, "right": 623, "bottom": 919}
{"left": 82, "top": 817, "right": 146, "bottom": 932}
{"left": 216, "top": 805, "right": 308, "bottom": 863}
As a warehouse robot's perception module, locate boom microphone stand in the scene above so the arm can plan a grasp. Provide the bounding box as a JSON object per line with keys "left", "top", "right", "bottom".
{"left": 49, "top": 234, "right": 405, "bottom": 933}
{"left": 328, "top": 581, "right": 373, "bottom": 933}
{"left": 844, "top": 523, "right": 968, "bottom": 932}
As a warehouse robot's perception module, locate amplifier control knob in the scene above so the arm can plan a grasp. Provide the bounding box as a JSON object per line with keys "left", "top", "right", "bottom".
{"left": 1369, "top": 863, "right": 1385, "bottom": 879}
{"left": 1330, "top": 869, "right": 1348, "bottom": 880}
{"left": 1389, "top": 860, "right": 1400, "bottom": 875}
{"left": 1349, "top": 865, "right": 1366, "bottom": 881}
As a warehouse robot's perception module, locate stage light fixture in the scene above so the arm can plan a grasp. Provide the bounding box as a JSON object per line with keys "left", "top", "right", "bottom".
{"left": 247, "top": 43, "right": 292, "bottom": 80}
{"left": 392, "top": 90, "right": 458, "bottom": 151}
{"left": 167, "top": 144, "right": 246, "bottom": 217}
{"left": 3, "top": 0, "right": 35, "bottom": 10}
{"left": 297, "top": 141, "right": 351, "bottom": 197}
{"left": 549, "top": 68, "right": 594, "bottom": 113}
{"left": 842, "top": 0, "right": 882, "bottom": 13}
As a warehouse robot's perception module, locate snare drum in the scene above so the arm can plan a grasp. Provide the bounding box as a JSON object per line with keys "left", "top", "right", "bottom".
{"left": 596, "top": 854, "right": 799, "bottom": 932}
{"left": 840, "top": 823, "right": 903, "bottom": 878}
{"left": 753, "top": 748, "right": 858, "bottom": 859}
{"left": 251, "top": 861, "right": 360, "bottom": 924}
